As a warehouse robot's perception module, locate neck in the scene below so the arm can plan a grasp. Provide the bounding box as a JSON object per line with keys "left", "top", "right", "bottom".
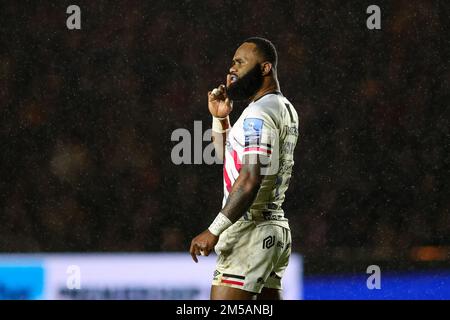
{"left": 250, "top": 77, "right": 280, "bottom": 102}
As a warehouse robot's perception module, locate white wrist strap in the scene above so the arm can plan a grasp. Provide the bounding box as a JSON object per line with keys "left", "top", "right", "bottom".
{"left": 208, "top": 212, "right": 232, "bottom": 236}
{"left": 212, "top": 116, "right": 229, "bottom": 133}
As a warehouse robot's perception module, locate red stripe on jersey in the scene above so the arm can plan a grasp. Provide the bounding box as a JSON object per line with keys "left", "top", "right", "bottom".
{"left": 221, "top": 279, "right": 244, "bottom": 286}
{"left": 223, "top": 157, "right": 232, "bottom": 193}
{"left": 243, "top": 147, "right": 272, "bottom": 154}
{"left": 232, "top": 149, "right": 241, "bottom": 172}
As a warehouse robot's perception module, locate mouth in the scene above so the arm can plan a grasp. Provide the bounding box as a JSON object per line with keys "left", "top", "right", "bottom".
{"left": 230, "top": 74, "right": 238, "bottom": 83}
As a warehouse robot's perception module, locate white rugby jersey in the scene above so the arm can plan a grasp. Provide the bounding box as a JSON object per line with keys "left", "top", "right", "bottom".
{"left": 222, "top": 92, "right": 299, "bottom": 221}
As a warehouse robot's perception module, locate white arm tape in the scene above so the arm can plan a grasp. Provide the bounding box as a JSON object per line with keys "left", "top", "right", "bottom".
{"left": 208, "top": 212, "right": 233, "bottom": 236}
{"left": 212, "top": 116, "right": 229, "bottom": 133}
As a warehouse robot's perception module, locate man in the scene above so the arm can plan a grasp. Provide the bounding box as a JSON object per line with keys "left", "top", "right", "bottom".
{"left": 190, "top": 37, "right": 299, "bottom": 300}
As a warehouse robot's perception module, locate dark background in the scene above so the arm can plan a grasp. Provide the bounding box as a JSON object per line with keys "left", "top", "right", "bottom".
{"left": 0, "top": 1, "right": 449, "bottom": 274}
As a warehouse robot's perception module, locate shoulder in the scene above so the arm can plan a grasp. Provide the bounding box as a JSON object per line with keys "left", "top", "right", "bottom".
{"left": 244, "top": 94, "right": 285, "bottom": 126}
{"left": 249, "top": 94, "right": 284, "bottom": 113}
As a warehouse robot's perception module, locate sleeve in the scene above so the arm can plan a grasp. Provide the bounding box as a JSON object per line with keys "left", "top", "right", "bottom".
{"left": 242, "top": 108, "right": 278, "bottom": 157}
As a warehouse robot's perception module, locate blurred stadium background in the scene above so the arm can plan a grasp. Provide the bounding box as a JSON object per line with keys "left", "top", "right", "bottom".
{"left": 0, "top": 1, "right": 449, "bottom": 299}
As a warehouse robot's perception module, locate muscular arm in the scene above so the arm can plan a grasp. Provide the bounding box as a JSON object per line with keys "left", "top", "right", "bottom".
{"left": 189, "top": 153, "right": 264, "bottom": 262}
{"left": 221, "top": 154, "right": 264, "bottom": 222}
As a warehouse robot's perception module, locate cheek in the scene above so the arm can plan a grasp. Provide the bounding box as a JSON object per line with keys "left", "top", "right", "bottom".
{"left": 238, "top": 67, "right": 250, "bottom": 78}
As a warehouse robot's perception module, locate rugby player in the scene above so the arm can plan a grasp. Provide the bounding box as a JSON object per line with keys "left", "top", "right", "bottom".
{"left": 190, "top": 37, "right": 299, "bottom": 300}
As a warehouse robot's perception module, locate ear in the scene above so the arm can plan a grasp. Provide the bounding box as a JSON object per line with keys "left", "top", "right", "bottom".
{"left": 261, "top": 62, "right": 273, "bottom": 76}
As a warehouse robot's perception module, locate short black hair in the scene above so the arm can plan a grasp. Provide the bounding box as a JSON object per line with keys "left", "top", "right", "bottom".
{"left": 243, "top": 37, "right": 278, "bottom": 69}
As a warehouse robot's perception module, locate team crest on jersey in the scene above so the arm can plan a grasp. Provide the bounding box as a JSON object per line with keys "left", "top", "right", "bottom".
{"left": 243, "top": 118, "right": 264, "bottom": 146}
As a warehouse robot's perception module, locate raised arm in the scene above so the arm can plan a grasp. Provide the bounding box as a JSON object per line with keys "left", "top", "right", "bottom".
{"left": 208, "top": 77, "right": 234, "bottom": 161}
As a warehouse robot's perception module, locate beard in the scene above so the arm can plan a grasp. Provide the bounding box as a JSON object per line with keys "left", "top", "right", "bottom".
{"left": 227, "top": 64, "right": 263, "bottom": 101}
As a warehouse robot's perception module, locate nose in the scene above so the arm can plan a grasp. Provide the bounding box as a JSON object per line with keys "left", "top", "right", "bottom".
{"left": 229, "top": 65, "right": 237, "bottom": 75}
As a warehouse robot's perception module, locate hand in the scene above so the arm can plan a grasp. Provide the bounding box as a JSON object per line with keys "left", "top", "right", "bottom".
{"left": 189, "top": 229, "right": 219, "bottom": 263}
{"left": 208, "top": 84, "right": 233, "bottom": 118}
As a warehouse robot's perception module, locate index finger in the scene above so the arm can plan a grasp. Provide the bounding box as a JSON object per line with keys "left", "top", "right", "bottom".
{"left": 226, "top": 74, "right": 232, "bottom": 87}
{"left": 218, "top": 84, "right": 227, "bottom": 98}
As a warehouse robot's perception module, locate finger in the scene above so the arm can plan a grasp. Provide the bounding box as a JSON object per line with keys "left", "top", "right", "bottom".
{"left": 226, "top": 74, "right": 232, "bottom": 87}
{"left": 191, "top": 251, "right": 198, "bottom": 263}
{"left": 198, "top": 243, "right": 208, "bottom": 256}
{"left": 218, "top": 85, "right": 227, "bottom": 98}
{"left": 211, "top": 84, "right": 225, "bottom": 95}
{"left": 189, "top": 242, "right": 198, "bottom": 263}
{"left": 208, "top": 92, "right": 218, "bottom": 103}
{"left": 208, "top": 91, "right": 215, "bottom": 102}
{"left": 216, "top": 89, "right": 227, "bottom": 101}
{"left": 190, "top": 249, "right": 198, "bottom": 263}
{"left": 203, "top": 247, "right": 211, "bottom": 256}
{"left": 209, "top": 88, "right": 221, "bottom": 102}
{"left": 194, "top": 246, "right": 202, "bottom": 262}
